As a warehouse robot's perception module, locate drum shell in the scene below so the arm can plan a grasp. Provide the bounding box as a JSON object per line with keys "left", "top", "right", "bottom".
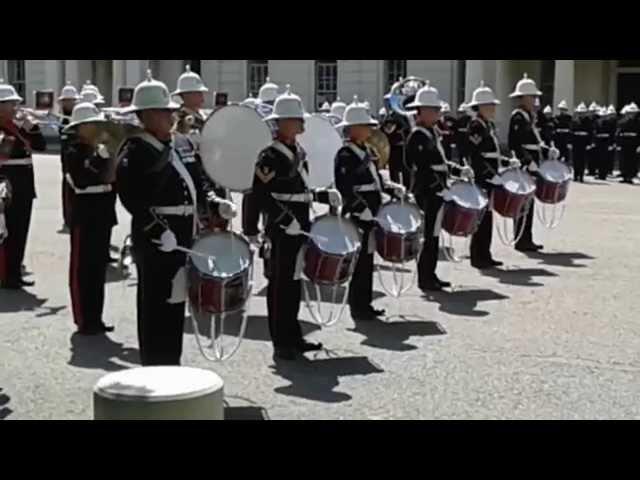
{"left": 442, "top": 202, "right": 485, "bottom": 237}
{"left": 303, "top": 243, "right": 357, "bottom": 285}
{"left": 535, "top": 178, "right": 569, "bottom": 204}
{"left": 375, "top": 229, "right": 421, "bottom": 263}
{"left": 188, "top": 263, "right": 250, "bottom": 315}
{"left": 491, "top": 187, "right": 533, "bottom": 218}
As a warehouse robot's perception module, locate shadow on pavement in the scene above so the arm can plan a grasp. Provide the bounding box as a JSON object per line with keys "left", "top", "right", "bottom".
{"left": 68, "top": 332, "right": 140, "bottom": 372}
{"left": 224, "top": 396, "right": 270, "bottom": 420}
{"left": 254, "top": 283, "right": 385, "bottom": 304}
{"left": 519, "top": 251, "right": 595, "bottom": 269}
{"left": 0, "top": 289, "right": 48, "bottom": 314}
{"left": 376, "top": 263, "right": 413, "bottom": 274}
{"left": 271, "top": 355, "right": 384, "bottom": 404}
{"left": 35, "top": 305, "right": 67, "bottom": 318}
{"left": 424, "top": 288, "right": 510, "bottom": 318}
{"left": 106, "top": 264, "right": 131, "bottom": 284}
{"left": 184, "top": 313, "right": 320, "bottom": 342}
{"left": 582, "top": 180, "right": 610, "bottom": 186}
{"left": 348, "top": 315, "right": 447, "bottom": 351}
{"left": 0, "top": 387, "right": 12, "bottom": 420}
{"left": 479, "top": 267, "right": 558, "bottom": 287}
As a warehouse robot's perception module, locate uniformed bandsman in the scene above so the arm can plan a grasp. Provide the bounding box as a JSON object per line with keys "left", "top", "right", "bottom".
{"left": 538, "top": 105, "right": 555, "bottom": 152}
{"left": 586, "top": 102, "right": 600, "bottom": 176}
{"left": 454, "top": 102, "right": 472, "bottom": 162}
{"left": 116, "top": 72, "right": 236, "bottom": 366}
{"left": 553, "top": 100, "right": 572, "bottom": 163}
{"left": 437, "top": 102, "right": 456, "bottom": 161}
{"left": 466, "top": 82, "right": 520, "bottom": 269}
{"left": 242, "top": 87, "right": 342, "bottom": 361}
{"left": 616, "top": 102, "right": 640, "bottom": 184}
{"left": 63, "top": 103, "right": 117, "bottom": 335}
{"left": 405, "top": 82, "right": 474, "bottom": 291}
{"left": 507, "top": 73, "right": 545, "bottom": 252}
{"left": 594, "top": 106, "right": 616, "bottom": 180}
{"left": 334, "top": 97, "right": 405, "bottom": 321}
{"left": 0, "top": 79, "right": 47, "bottom": 289}
{"left": 57, "top": 82, "right": 80, "bottom": 232}
{"left": 570, "top": 102, "right": 591, "bottom": 183}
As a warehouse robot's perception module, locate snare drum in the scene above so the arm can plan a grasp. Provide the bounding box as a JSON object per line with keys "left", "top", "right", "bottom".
{"left": 188, "top": 231, "right": 253, "bottom": 315}
{"left": 442, "top": 181, "right": 488, "bottom": 237}
{"left": 536, "top": 159, "right": 571, "bottom": 204}
{"left": 491, "top": 168, "right": 536, "bottom": 218}
{"left": 303, "top": 215, "right": 361, "bottom": 285}
{"left": 375, "top": 201, "right": 423, "bottom": 263}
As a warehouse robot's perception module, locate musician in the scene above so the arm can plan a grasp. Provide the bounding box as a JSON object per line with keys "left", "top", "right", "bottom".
{"left": 508, "top": 73, "right": 544, "bottom": 252}
{"left": 466, "top": 82, "right": 520, "bottom": 269}
{"left": 586, "top": 102, "right": 600, "bottom": 176}
{"left": 380, "top": 106, "right": 412, "bottom": 189}
{"left": 405, "top": 83, "right": 473, "bottom": 291}
{"left": 0, "top": 80, "right": 47, "bottom": 289}
{"left": 553, "top": 100, "right": 572, "bottom": 163}
{"left": 58, "top": 83, "right": 80, "bottom": 232}
{"left": 454, "top": 102, "right": 471, "bottom": 162}
{"left": 617, "top": 102, "right": 640, "bottom": 184}
{"left": 63, "top": 103, "right": 117, "bottom": 334}
{"left": 116, "top": 72, "right": 237, "bottom": 366}
{"left": 570, "top": 102, "right": 591, "bottom": 183}
{"left": 437, "top": 102, "right": 456, "bottom": 161}
{"left": 334, "top": 98, "right": 405, "bottom": 321}
{"left": 242, "top": 88, "right": 342, "bottom": 361}
{"left": 538, "top": 105, "right": 555, "bottom": 153}
{"left": 594, "top": 106, "right": 616, "bottom": 180}
{"left": 0, "top": 175, "right": 10, "bottom": 244}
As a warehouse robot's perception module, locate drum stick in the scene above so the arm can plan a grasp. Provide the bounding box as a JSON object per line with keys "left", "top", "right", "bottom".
{"left": 174, "top": 246, "right": 219, "bottom": 272}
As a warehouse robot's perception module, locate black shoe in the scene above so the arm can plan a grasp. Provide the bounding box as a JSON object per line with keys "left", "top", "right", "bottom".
{"left": 296, "top": 340, "right": 323, "bottom": 353}
{"left": 77, "top": 323, "right": 114, "bottom": 335}
{"left": 107, "top": 256, "right": 119, "bottom": 264}
{"left": 19, "top": 278, "right": 35, "bottom": 287}
{"left": 515, "top": 243, "right": 538, "bottom": 253}
{"left": 351, "top": 309, "right": 378, "bottom": 321}
{"left": 273, "top": 347, "right": 298, "bottom": 361}
{"left": 365, "top": 306, "right": 386, "bottom": 317}
{"left": 471, "top": 259, "right": 493, "bottom": 269}
{"left": 435, "top": 277, "right": 451, "bottom": 288}
{"left": 420, "top": 280, "right": 443, "bottom": 292}
{"left": 489, "top": 259, "right": 504, "bottom": 267}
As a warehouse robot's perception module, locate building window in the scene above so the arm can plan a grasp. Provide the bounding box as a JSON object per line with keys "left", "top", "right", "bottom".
{"left": 184, "top": 60, "right": 201, "bottom": 75}
{"left": 7, "top": 60, "right": 26, "bottom": 103}
{"left": 385, "top": 60, "right": 407, "bottom": 92}
{"left": 247, "top": 60, "right": 269, "bottom": 97}
{"left": 315, "top": 60, "right": 337, "bottom": 109}
{"left": 540, "top": 60, "right": 555, "bottom": 109}
{"left": 457, "top": 60, "right": 467, "bottom": 106}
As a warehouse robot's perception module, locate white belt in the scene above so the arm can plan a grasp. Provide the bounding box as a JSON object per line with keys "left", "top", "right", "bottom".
{"left": 481, "top": 152, "right": 500, "bottom": 159}
{"left": 431, "top": 164, "right": 448, "bottom": 172}
{"left": 596, "top": 133, "right": 611, "bottom": 138}
{"left": 271, "top": 192, "right": 313, "bottom": 203}
{"left": 1, "top": 158, "right": 32, "bottom": 166}
{"left": 573, "top": 132, "right": 589, "bottom": 136}
{"left": 457, "top": 128, "right": 468, "bottom": 133}
{"left": 353, "top": 183, "right": 379, "bottom": 193}
{"left": 152, "top": 205, "right": 196, "bottom": 216}
{"left": 621, "top": 132, "right": 638, "bottom": 137}
{"left": 65, "top": 174, "right": 112, "bottom": 194}
{"left": 556, "top": 129, "right": 570, "bottom": 133}
{"left": 522, "top": 144, "right": 541, "bottom": 151}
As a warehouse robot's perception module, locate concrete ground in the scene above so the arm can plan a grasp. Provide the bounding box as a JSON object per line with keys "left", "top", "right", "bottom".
{"left": 1, "top": 155, "right": 639, "bottom": 420}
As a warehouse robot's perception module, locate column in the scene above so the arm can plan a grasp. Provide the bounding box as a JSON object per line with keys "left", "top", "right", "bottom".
{"left": 64, "top": 60, "right": 81, "bottom": 88}
{"left": 125, "top": 60, "right": 149, "bottom": 86}
{"left": 553, "top": 60, "right": 575, "bottom": 112}
{"left": 465, "top": 60, "right": 497, "bottom": 101}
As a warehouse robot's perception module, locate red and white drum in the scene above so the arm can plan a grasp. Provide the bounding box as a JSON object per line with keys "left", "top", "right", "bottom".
{"left": 303, "top": 215, "right": 361, "bottom": 285}
{"left": 188, "top": 231, "right": 253, "bottom": 315}
{"left": 491, "top": 168, "right": 536, "bottom": 218}
{"left": 375, "top": 201, "right": 423, "bottom": 263}
{"left": 536, "top": 159, "right": 571, "bottom": 204}
{"left": 442, "top": 181, "right": 488, "bottom": 237}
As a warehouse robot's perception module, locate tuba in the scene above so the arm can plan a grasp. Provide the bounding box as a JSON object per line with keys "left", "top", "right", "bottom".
{"left": 385, "top": 76, "right": 426, "bottom": 121}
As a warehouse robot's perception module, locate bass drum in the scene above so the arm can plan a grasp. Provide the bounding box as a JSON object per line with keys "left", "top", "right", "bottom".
{"left": 200, "top": 105, "right": 273, "bottom": 192}
{"left": 298, "top": 114, "right": 344, "bottom": 189}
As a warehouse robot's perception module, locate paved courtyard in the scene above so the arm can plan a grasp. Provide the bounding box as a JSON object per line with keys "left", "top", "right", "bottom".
{"left": 1, "top": 154, "right": 639, "bottom": 420}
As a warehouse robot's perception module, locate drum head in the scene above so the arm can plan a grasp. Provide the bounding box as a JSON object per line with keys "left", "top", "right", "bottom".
{"left": 192, "top": 232, "right": 252, "bottom": 278}
{"left": 310, "top": 215, "right": 361, "bottom": 254}
{"left": 299, "top": 115, "right": 343, "bottom": 189}
{"left": 200, "top": 105, "right": 273, "bottom": 192}
{"left": 500, "top": 168, "right": 536, "bottom": 195}
{"left": 449, "top": 182, "right": 489, "bottom": 210}
{"left": 376, "top": 202, "right": 423, "bottom": 233}
{"left": 539, "top": 159, "right": 572, "bottom": 183}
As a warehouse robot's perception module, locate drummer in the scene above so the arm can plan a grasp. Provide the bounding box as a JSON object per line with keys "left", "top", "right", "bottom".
{"left": 334, "top": 97, "right": 406, "bottom": 321}
{"left": 405, "top": 82, "right": 474, "bottom": 292}
{"left": 466, "top": 82, "right": 520, "bottom": 269}
{"left": 116, "top": 71, "right": 237, "bottom": 366}
{"left": 242, "top": 87, "right": 342, "bottom": 361}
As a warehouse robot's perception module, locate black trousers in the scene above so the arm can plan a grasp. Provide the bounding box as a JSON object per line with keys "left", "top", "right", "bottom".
{"left": 389, "top": 147, "right": 411, "bottom": 189}
{"left": 348, "top": 224, "right": 374, "bottom": 312}
{"left": 69, "top": 223, "right": 111, "bottom": 330}
{"left": 514, "top": 197, "right": 536, "bottom": 247}
{"left": 417, "top": 194, "right": 443, "bottom": 286}
{"left": 470, "top": 207, "right": 493, "bottom": 262}
{"left": 573, "top": 147, "right": 587, "bottom": 181}
{"left": 264, "top": 233, "right": 305, "bottom": 349}
{"left": 135, "top": 247, "right": 187, "bottom": 366}
{"left": 621, "top": 147, "right": 639, "bottom": 181}
{"left": 595, "top": 144, "right": 611, "bottom": 180}
{"left": 556, "top": 140, "right": 570, "bottom": 164}
{"left": 62, "top": 179, "right": 72, "bottom": 228}
{"left": 587, "top": 147, "right": 598, "bottom": 175}
{"left": 0, "top": 194, "right": 33, "bottom": 285}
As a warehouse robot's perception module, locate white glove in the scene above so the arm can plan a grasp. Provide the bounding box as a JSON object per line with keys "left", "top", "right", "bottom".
{"left": 390, "top": 183, "right": 406, "bottom": 198}
{"left": 326, "top": 189, "right": 343, "bottom": 208}
{"left": 284, "top": 218, "right": 304, "bottom": 236}
{"left": 97, "top": 143, "right": 110, "bottom": 159}
{"left": 247, "top": 235, "right": 262, "bottom": 249}
{"left": 356, "top": 208, "right": 375, "bottom": 222}
{"left": 527, "top": 162, "right": 539, "bottom": 173}
{"left": 509, "top": 157, "right": 522, "bottom": 168}
{"left": 548, "top": 145, "right": 560, "bottom": 161}
{"left": 636, "top": 146, "right": 640, "bottom": 154}
{"left": 460, "top": 166, "right": 474, "bottom": 181}
{"left": 217, "top": 199, "right": 237, "bottom": 220}
{"left": 0, "top": 214, "right": 7, "bottom": 244}
{"left": 157, "top": 229, "right": 178, "bottom": 253}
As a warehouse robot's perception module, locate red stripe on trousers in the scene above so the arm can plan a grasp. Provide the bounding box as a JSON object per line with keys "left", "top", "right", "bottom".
{"left": 69, "top": 227, "right": 84, "bottom": 329}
